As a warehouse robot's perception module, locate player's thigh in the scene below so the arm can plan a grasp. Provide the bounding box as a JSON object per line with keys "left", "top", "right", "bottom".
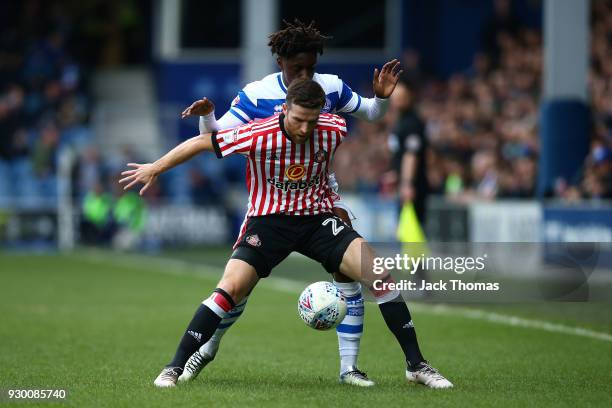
{"left": 217, "top": 259, "right": 260, "bottom": 304}
{"left": 338, "top": 237, "right": 380, "bottom": 286}
{"left": 299, "top": 214, "right": 361, "bottom": 275}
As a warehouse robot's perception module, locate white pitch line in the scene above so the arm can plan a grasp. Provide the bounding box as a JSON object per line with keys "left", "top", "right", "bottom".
{"left": 410, "top": 304, "right": 612, "bottom": 343}
{"left": 73, "top": 250, "right": 612, "bottom": 343}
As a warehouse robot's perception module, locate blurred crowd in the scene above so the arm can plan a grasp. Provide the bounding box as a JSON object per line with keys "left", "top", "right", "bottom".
{"left": 563, "top": 0, "right": 612, "bottom": 200}
{"left": 0, "top": 1, "right": 93, "bottom": 207}
{"left": 0, "top": 0, "right": 153, "bottom": 249}
{"left": 2, "top": 0, "right": 611, "bottom": 214}
{"left": 335, "top": 0, "right": 612, "bottom": 201}
{"left": 0, "top": 0, "right": 148, "bottom": 209}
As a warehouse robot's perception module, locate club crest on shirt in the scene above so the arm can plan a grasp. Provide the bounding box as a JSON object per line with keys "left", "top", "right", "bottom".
{"left": 246, "top": 234, "right": 261, "bottom": 247}
{"left": 314, "top": 150, "right": 328, "bottom": 163}
{"left": 321, "top": 97, "right": 332, "bottom": 113}
{"left": 285, "top": 164, "right": 306, "bottom": 181}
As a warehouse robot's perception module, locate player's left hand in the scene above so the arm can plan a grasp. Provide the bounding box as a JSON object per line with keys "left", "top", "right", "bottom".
{"left": 400, "top": 183, "right": 415, "bottom": 203}
{"left": 372, "top": 59, "right": 403, "bottom": 98}
{"left": 119, "top": 163, "right": 160, "bottom": 196}
{"left": 181, "top": 97, "right": 215, "bottom": 118}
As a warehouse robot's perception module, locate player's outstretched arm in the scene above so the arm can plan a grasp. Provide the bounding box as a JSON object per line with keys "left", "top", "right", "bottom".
{"left": 118, "top": 133, "right": 215, "bottom": 195}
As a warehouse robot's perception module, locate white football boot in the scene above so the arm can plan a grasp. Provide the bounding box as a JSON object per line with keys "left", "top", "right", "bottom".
{"left": 178, "top": 350, "right": 215, "bottom": 382}
{"left": 153, "top": 367, "right": 183, "bottom": 388}
{"left": 339, "top": 366, "right": 375, "bottom": 387}
{"left": 406, "top": 362, "right": 453, "bottom": 389}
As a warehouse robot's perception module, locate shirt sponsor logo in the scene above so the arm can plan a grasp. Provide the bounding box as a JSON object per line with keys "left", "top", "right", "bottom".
{"left": 285, "top": 164, "right": 306, "bottom": 181}
{"left": 266, "top": 175, "right": 321, "bottom": 192}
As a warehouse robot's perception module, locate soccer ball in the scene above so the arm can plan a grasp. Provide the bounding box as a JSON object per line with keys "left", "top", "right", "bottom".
{"left": 298, "top": 281, "right": 347, "bottom": 330}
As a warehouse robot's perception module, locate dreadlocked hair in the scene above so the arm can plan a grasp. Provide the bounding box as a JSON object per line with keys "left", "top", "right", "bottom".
{"left": 268, "top": 19, "right": 332, "bottom": 58}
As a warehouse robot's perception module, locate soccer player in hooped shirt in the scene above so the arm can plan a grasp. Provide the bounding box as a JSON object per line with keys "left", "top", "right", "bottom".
{"left": 179, "top": 19, "right": 401, "bottom": 386}
{"left": 119, "top": 79, "right": 453, "bottom": 390}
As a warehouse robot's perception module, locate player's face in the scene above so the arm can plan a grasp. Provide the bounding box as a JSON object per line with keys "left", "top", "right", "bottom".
{"left": 282, "top": 103, "right": 321, "bottom": 144}
{"left": 278, "top": 52, "right": 317, "bottom": 86}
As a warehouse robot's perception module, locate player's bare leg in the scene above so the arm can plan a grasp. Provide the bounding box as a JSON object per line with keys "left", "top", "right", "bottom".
{"left": 181, "top": 208, "right": 354, "bottom": 384}
{"left": 338, "top": 238, "right": 453, "bottom": 389}
{"left": 181, "top": 208, "right": 355, "bottom": 384}
{"left": 155, "top": 260, "right": 258, "bottom": 387}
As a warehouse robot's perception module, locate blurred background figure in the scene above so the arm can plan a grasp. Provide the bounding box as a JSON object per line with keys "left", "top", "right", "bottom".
{"left": 387, "top": 78, "right": 428, "bottom": 227}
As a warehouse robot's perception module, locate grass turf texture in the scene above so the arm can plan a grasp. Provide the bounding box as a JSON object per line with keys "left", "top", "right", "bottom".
{"left": 1, "top": 251, "right": 611, "bottom": 407}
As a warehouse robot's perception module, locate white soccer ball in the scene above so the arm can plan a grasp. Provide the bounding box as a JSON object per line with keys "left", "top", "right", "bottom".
{"left": 298, "top": 281, "right": 347, "bottom": 330}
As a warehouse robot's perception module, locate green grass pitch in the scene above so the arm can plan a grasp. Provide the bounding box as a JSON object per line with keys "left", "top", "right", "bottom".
{"left": 1, "top": 250, "right": 611, "bottom": 407}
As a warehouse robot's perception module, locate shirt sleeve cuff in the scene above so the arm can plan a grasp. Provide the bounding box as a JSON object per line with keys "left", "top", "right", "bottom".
{"left": 210, "top": 131, "right": 222, "bottom": 158}
{"left": 201, "top": 110, "right": 216, "bottom": 121}
{"left": 374, "top": 96, "right": 390, "bottom": 104}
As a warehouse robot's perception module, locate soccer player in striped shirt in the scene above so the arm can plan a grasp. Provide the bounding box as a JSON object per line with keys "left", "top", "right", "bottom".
{"left": 120, "top": 79, "right": 453, "bottom": 390}
{"left": 179, "top": 19, "right": 399, "bottom": 386}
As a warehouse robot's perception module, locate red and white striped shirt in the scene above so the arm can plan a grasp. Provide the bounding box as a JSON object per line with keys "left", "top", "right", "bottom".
{"left": 211, "top": 113, "right": 347, "bottom": 217}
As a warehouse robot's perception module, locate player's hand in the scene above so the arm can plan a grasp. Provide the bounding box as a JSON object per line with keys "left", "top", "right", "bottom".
{"left": 332, "top": 207, "right": 353, "bottom": 228}
{"left": 372, "top": 59, "right": 403, "bottom": 98}
{"left": 400, "top": 183, "right": 415, "bottom": 203}
{"left": 181, "top": 97, "right": 215, "bottom": 118}
{"left": 118, "top": 163, "right": 160, "bottom": 196}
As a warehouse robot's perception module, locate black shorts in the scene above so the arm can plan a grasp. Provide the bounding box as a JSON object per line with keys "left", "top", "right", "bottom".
{"left": 231, "top": 213, "right": 362, "bottom": 278}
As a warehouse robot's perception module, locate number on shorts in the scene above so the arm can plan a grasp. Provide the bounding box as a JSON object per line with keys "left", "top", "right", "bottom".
{"left": 322, "top": 217, "right": 344, "bottom": 236}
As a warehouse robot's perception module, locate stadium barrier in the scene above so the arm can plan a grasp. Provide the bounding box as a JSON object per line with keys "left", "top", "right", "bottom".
{"left": 4, "top": 192, "right": 612, "bottom": 249}
{"left": 543, "top": 204, "right": 612, "bottom": 242}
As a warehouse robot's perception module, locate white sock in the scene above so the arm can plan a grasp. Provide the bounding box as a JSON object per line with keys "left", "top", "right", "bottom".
{"left": 199, "top": 296, "right": 248, "bottom": 358}
{"left": 333, "top": 280, "right": 364, "bottom": 374}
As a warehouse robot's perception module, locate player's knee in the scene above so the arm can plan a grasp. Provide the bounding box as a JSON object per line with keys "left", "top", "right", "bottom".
{"left": 217, "top": 259, "right": 259, "bottom": 303}
{"left": 216, "top": 280, "right": 246, "bottom": 305}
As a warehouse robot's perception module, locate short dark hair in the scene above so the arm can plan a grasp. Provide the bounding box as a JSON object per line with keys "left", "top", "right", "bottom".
{"left": 268, "top": 19, "right": 331, "bottom": 58}
{"left": 286, "top": 78, "right": 326, "bottom": 110}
